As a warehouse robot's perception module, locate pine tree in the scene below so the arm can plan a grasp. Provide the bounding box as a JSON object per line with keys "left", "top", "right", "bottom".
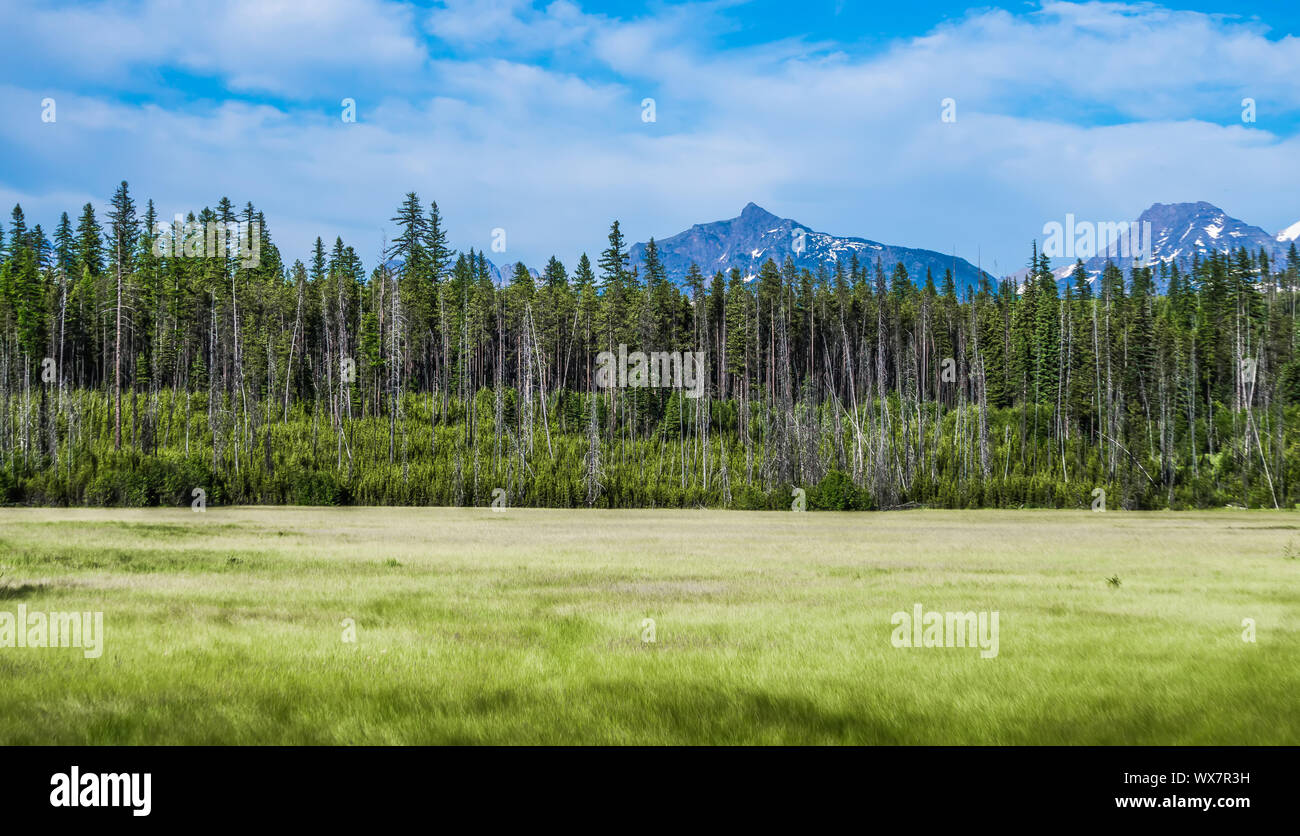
{"left": 597, "top": 221, "right": 630, "bottom": 349}
{"left": 106, "top": 181, "right": 138, "bottom": 449}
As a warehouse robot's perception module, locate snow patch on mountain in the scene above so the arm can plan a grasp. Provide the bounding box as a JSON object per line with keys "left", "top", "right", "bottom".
{"left": 1071, "top": 201, "right": 1289, "bottom": 292}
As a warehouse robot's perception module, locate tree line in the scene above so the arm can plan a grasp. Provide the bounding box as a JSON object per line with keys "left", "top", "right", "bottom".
{"left": 2, "top": 181, "right": 1299, "bottom": 509}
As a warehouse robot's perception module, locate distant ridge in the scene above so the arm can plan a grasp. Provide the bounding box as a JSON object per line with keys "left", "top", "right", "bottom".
{"left": 1045, "top": 201, "right": 1297, "bottom": 291}
{"left": 629, "top": 203, "right": 994, "bottom": 295}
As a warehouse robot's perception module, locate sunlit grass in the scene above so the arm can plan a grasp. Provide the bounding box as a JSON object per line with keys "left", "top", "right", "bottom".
{"left": 0, "top": 507, "right": 1296, "bottom": 744}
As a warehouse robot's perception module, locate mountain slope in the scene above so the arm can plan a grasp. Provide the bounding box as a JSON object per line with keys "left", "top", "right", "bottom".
{"left": 1059, "top": 202, "right": 1292, "bottom": 289}
{"left": 630, "top": 203, "right": 993, "bottom": 295}
{"left": 487, "top": 259, "right": 539, "bottom": 286}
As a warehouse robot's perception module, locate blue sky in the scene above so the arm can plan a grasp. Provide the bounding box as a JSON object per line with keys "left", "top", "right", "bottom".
{"left": 2, "top": 0, "right": 1298, "bottom": 277}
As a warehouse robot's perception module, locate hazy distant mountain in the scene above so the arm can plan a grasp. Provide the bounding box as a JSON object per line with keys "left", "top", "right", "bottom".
{"left": 487, "top": 259, "right": 539, "bottom": 286}
{"left": 629, "top": 202, "right": 993, "bottom": 295}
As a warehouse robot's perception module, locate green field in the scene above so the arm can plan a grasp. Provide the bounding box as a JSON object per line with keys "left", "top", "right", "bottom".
{"left": 0, "top": 507, "right": 1296, "bottom": 745}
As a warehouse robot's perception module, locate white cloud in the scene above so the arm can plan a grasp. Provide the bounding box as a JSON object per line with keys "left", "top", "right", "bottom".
{"left": 427, "top": 0, "right": 591, "bottom": 50}
{"left": 1, "top": 0, "right": 427, "bottom": 97}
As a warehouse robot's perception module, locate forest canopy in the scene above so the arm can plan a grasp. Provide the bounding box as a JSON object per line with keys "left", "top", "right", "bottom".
{"left": 2, "top": 182, "right": 1299, "bottom": 510}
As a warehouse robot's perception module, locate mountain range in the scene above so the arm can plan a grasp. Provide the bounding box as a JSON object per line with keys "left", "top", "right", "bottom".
{"left": 486, "top": 200, "right": 1298, "bottom": 296}
{"left": 628, "top": 202, "right": 993, "bottom": 295}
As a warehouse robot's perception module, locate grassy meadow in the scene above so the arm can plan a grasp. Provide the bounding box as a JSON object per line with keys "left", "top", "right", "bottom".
{"left": 0, "top": 506, "right": 1296, "bottom": 745}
